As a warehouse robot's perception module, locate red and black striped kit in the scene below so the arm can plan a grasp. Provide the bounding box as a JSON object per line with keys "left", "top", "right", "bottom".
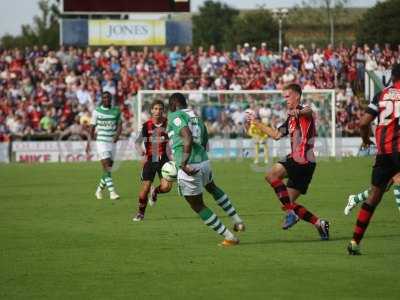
{"left": 141, "top": 118, "right": 169, "bottom": 162}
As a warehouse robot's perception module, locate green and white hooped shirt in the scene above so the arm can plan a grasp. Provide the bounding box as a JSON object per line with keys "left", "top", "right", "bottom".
{"left": 90, "top": 105, "right": 121, "bottom": 143}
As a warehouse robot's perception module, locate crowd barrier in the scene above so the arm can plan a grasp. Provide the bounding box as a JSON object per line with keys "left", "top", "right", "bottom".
{"left": 0, "top": 138, "right": 364, "bottom": 164}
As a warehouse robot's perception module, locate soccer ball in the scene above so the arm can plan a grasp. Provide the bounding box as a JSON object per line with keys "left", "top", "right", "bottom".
{"left": 161, "top": 161, "right": 178, "bottom": 181}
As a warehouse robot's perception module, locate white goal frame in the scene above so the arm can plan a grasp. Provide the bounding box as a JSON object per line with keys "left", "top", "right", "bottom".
{"left": 137, "top": 89, "right": 336, "bottom": 156}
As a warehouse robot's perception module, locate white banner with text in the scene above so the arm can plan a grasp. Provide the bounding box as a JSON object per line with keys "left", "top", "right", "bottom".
{"left": 8, "top": 138, "right": 365, "bottom": 164}
{"left": 89, "top": 20, "right": 166, "bottom": 46}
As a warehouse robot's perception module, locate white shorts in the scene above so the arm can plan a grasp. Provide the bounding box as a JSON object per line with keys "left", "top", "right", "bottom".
{"left": 177, "top": 160, "right": 213, "bottom": 196}
{"left": 96, "top": 142, "right": 116, "bottom": 161}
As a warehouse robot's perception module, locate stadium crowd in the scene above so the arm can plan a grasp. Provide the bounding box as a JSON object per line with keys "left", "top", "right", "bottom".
{"left": 0, "top": 43, "right": 399, "bottom": 141}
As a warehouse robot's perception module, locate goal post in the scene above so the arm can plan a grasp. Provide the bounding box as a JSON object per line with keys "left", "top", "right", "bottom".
{"left": 137, "top": 89, "right": 336, "bottom": 157}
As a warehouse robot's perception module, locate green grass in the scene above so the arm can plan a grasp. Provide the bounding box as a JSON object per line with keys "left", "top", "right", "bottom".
{"left": 0, "top": 158, "right": 399, "bottom": 299}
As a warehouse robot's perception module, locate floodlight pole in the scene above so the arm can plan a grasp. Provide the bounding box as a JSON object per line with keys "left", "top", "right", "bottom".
{"left": 272, "top": 8, "right": 289, "bottom": 56}
{"left": 278, "top": 18, "right": 283, "bottom": 56}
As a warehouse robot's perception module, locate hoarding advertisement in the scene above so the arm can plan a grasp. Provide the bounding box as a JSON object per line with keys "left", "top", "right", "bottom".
{"left": 89, "top": 20, "right": 166, "bottom": 46}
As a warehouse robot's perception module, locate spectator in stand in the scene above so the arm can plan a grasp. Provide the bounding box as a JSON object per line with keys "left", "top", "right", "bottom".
{"left": 61, "top": 115, "right": 88, "bottom": 140}
{"left": 0, "top": 43, "right": 399, "bottom": 141}
{"left": 76, "top": 81, "right": 92, "bottom": 106}
{"left": 355, "top": 47, "right": 366, "bottom": 91}
{"left": 39, "top": 110, "right": 56, "bottom": 133}
{"left": 232, "top": 106, "right": 246, "bottom": 126}
{"left": 229, "top": 78, "right": 242, "bottom": 91}
{"left": 169, "top": 46, "right": 182, "bottom": 70}
{"left": 214, "top": 74, "right": 227, "bottom": 89}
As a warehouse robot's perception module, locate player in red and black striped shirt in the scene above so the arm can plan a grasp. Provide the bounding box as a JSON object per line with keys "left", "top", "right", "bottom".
{"left": 348, "top": 63, "right": 400, "bottom": 255}
{"left": 133, "top": 100, "right": 172, "bottom": 221}
{"left": 248, "top": 83, "right": 330, "bottom": 240}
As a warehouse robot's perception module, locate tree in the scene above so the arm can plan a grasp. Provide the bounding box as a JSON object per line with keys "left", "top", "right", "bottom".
{"left": 192, "top": 1, "right": 239, "bottom": 50}
{"left": 357, "top": 0, "right": 400, "bottom": 46}
{"left": 0, "top": 0, "right": 60, "bottom": 49}
{"left": 229, "top": 9, "right": 278, "bottom": 50}
{"left": 303, "top": 0, "right": 350, "bottom": 46}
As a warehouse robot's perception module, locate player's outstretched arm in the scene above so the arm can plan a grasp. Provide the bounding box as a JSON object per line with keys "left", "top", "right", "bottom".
{"left": 360, "top": 113, "right": 375, "bottom": 147}
{"left": 251, "top": 120, "right": 282, "bottom": 140}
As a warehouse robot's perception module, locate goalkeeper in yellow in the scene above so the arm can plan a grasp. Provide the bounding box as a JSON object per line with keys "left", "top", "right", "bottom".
{"left": 246, "top": 110, "right": 270, "bottom": 164}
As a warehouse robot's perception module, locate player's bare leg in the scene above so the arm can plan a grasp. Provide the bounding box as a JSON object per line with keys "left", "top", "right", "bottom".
{"left": 266, "top": 163, "right": 329, "bottom": 239}
{"left": 133, "top": 181, "right": 152, "bottom": 221}
{"left": 95, "top": 159, "right": 110, "bottom": 199}
{"left": 348, "top": 185, "right": 385, "bottom": 255}
{"left": 266, "top": 163, "right": 299, "bottom": 229}
{"left": 185, "top": 194, "right": 239, "bottom": 246}
{"left": 284, "top": 187, "right": 301, "bottom": 228}
{"left": 205, "top": 181, "right": 245, "bottom": 232}
{"left": 148, "top": 178, "right": 173, "bottom": 207}
{"left": 96, "top": 158, "right": 119, "bottom": 200}
{"left": 288, "top": 186, "right": 329, "bottom": 237}
{"left": 266, "top": 164, "right": 300, "bottom": 229}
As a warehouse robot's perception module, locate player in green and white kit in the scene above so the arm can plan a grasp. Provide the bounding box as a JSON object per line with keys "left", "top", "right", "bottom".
{"left": 344, "top": 173, "right": 400, "bottom": 215}
{"left": 86, "top": 91, "right": 122, "bottom": 200}
{"left": 167, "top": 93, "right": 245, "bottom": 246}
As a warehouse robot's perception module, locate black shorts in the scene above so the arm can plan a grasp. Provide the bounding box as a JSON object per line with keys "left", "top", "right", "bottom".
{"left": 278, "top": 155, "right": 316, "bottom": 194}
{"left": 372, "top": 154, "right": 400, "bottom": 188}
{"left": 141, "top": 158, "right": 169, "bottom": 182}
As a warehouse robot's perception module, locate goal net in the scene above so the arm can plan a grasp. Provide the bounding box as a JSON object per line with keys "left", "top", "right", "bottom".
{"left": 136, "top": 89, "right": 336, "bottom": 158}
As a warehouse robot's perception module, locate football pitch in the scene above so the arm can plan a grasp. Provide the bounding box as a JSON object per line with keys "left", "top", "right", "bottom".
{"left": 1, "top": 157, "right": 399, "bottom": 299}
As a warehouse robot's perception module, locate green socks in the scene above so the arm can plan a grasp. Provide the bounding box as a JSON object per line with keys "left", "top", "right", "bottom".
{"left": 102, "top": 171, "right": 115, "bottom": 192}
{"left": 353, "top": 189, "right": 369, "bottom": 204}
{"left": 198, "top": 207, "right": 234, "bottom": 239}
{"left": 210, "top": 186, "right": 242, "bottom": 224}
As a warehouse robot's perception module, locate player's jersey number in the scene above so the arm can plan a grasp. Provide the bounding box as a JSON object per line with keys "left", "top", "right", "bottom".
{"left": 189, "top": 118, "right": 201, "bottom": 144}
{"left": 379, "top": 100, "right": 400, "bottom": 126}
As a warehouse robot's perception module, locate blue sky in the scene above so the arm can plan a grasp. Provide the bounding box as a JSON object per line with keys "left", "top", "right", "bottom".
{"left": 0, "top": 0, "right": 379, "bottom": 37}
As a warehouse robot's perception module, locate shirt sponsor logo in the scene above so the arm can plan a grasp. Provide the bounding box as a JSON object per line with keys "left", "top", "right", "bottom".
{"left": 173, "top": 117, "right": 182, "bottom": 126}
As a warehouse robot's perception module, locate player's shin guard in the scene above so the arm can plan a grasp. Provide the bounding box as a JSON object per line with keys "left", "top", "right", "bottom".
{"left": 270, "top": 179, "right": 292, "bottom": 210}
{"left": 354, "top": 189, "right": 369, "bottom": 204}
{"left": 352, "top": 202, "right": 376, "bottom": 244}
{"left": 293, "top": 204, "right": 319, "bottom": 225}
{"left": 211, "top": 186, "right": 242, "bottom": 224}
{"left": 103, "top": 171, "right": 115, "bottom": 192}
{"left": 198, "top": 207, "right": 235, "bottom": 240}
{"left": 393, "top": 185, "right": 400, "bottom": 211}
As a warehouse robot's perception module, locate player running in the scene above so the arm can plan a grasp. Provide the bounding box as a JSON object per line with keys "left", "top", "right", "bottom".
{"left": 248, "top": 83, "right": 330, "bottom": 240}
{"left": 133, "top": 100, "right": 172, "bottom": 221}
{"left": 167, "top": 92, "right": 245, "bottom": 246}
{"left": 86, "top": 91, "right": 122, "bottom": 200}
{"left": 347, "top": 63, "right": 400, "bottom": 255}
{"left": 344, "top": 173, "right": 400, "bottom": 215}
